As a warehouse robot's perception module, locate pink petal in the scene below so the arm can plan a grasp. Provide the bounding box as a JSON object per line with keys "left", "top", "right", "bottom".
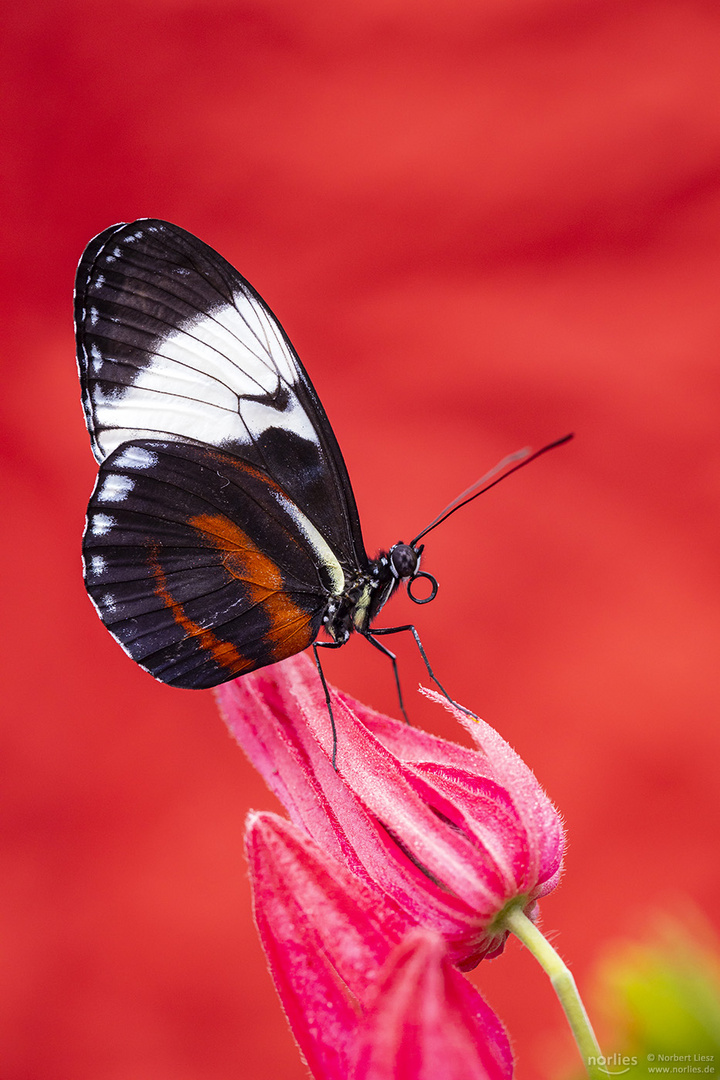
{"left": 222, "top": 654, "right": 565, "bottom": 968}
{"left": 422, "top": 688, "right": 565, "bottom": 894}
{"left": 352, "top": 928, "right": 513, "bottom": 1080}
{"left": 247, "top": 815, "right": 512, "bottom": 1080}
{"left": 271, "top": 659, "right": 516, "bottom": 914}
{"left": 220, "top": 661, "right": 502, "bottom": 940}
{"left": 246, "top": 812, "right": 410, "bottom": 1080}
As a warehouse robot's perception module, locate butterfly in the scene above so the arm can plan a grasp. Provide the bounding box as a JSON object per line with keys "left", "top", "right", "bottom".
{"left": 77, "top": 219, "right": 452, "bottom": 712}
{"left": 77, "top": 219, "right": 570, "bottom": 730}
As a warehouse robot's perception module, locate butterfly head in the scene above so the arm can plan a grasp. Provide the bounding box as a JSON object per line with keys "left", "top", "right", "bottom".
{"left": 388, "top": 542, "right": 439, "bottom": 605}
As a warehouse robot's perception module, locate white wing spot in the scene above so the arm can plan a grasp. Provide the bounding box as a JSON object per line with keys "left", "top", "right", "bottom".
{"left": 97, "top": 474, "right": 135, "bottom": 502}
{"left": 90, "top": 342, "right": 104, "bottom": 373}
{"left": 91, "top": 513, "right": 115, "bottom": 536}
{"left": 90, "top": 555, "right": 107, "bottom": 576}
{"left": 114, "top": 446, "right": 158, "bottom": 469}
{"left": 102, "top": 593, "right": 117, "bottom": 613}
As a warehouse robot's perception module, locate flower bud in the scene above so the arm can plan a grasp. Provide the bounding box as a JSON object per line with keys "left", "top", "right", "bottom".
{"left": 218, "top": 654, "right": 564, "bottom": 968}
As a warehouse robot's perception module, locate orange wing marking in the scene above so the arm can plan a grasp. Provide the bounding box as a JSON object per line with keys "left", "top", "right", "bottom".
{"left": 152, "top": 512, "right": 314, "bottom": 673}
{"left": 190, "top": 513, "right": 315, "bottom": 663}
{"left": 147, "top": 545, "right": 254, "bottom": 676}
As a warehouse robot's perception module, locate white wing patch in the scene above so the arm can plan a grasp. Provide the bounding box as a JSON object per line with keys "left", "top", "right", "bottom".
{"left": 97, "top": 474, "right": 134, "bottom": 502}
{"left": 91, "top": 298, "right": 318, "bottom": 461}
{"left": 272, "top": 490, "right": 345, "bottom": 595}
{"left": 90, "top": 555, "right": 107, "bottom": 576}
{"left": 90, "top": 342, "right": 104, "bottom": 373}
{"left": 113, "top": 446, "right": 159, "bottom": 469}
{"left": 90, "top": 513, "right": 115, "bottom": 536}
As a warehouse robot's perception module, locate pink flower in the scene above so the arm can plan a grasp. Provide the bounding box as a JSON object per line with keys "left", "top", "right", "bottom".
{"left": 353, "top": 929, "right": 510, "bottom": 1080}
{"left": 246, "top": 811, "right": 512, "bottom": 1080}
{"left": 217, "top": 653, "right": 564, "bottom": 968}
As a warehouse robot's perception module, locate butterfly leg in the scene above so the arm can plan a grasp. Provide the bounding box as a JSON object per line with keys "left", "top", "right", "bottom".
{"left": 362, "top": 632, "right": 409, "bottom": 725}
{"left": 312, "top": 641, "right": 344, "bottom": 769}
{"left": 367, "top": 624, "right": 476, "bottom": 719}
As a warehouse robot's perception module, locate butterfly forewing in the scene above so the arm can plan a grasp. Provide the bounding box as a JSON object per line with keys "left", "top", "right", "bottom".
{"left": 82, "top": 440, "right": 341, "bottom": 688}
{"left": 75, "top": 219, "right": 366, "bottom": 569}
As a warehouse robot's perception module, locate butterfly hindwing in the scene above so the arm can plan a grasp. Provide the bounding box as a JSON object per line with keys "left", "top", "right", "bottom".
{"left": 75, "top": 219, "right": 366, "bottom": 569}
{"left": 82, "top": 440, "right": 345, "bottom": 688}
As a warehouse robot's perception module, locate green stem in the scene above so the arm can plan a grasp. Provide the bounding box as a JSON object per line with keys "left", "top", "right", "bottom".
{"left": 501, "top": 905, "right": 605, "bottom": 1080}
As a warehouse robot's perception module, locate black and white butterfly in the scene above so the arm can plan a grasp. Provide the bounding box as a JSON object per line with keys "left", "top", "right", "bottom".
{"left": 77, "top": 220, "right": 449, "bottom": 709}
{"left": 77, "top": 219, "right": 569, "bottom": 727}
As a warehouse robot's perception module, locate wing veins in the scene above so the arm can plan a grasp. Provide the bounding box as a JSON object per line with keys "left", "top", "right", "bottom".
{"left": 90, "top": 372, "right": 244, "bottom": 417}
{"left": 86, "top": 295, "right": 280, "bottom": 395}
{"left": 116, "top": 581, "right": 320, "bottom": 655}
{"left": 88, "top": 256, "right": 295, "bottom": 391}
{"left": 86, "top": 332, "right": 259, "bottom": 400}
{"left": 99, "top": 571, "right": 321, "bottom": 634}
{"left": 90, "top": 460, "right": 329, "bottom": 564}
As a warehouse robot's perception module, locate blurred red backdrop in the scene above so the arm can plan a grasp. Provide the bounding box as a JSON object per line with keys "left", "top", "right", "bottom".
{"left": 3, "top": 2, "right": 720, "bottom": 1077}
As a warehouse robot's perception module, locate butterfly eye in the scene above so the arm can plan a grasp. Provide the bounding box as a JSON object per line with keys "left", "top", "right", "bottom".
{"left": 407, "top": 570, "right": 439, "bottom": 605}
{"left": 389, "top": 543, "right": 419, "bottom": 579}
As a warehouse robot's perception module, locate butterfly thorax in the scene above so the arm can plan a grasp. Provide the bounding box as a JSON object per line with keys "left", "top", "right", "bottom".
{"left": 322, "top": 542, "right": 422, "bottom": 644}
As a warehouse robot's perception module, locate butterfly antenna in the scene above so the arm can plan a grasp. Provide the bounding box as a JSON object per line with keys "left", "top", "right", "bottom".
{"left": 410, "top": 433, "right": 573, "bottom": 547}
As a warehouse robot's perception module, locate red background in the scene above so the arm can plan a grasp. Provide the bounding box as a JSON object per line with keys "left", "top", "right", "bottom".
{"left": 3, "top": 2, "right": 720, "bottom": 1077}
